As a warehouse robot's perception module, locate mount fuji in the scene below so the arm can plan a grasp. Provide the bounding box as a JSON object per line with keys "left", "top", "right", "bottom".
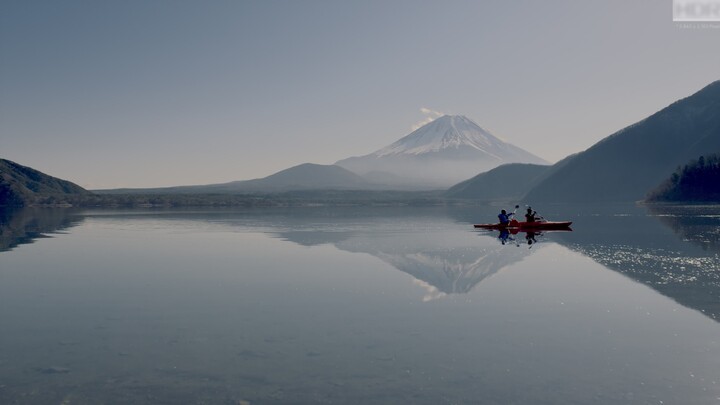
{"left": 335, "top": 115, "right": 548, "bottom": 188}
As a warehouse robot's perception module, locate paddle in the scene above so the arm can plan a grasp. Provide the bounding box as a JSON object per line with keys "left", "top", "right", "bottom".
{"left": 507, "top": 205, "right": 520, "bottom": 226}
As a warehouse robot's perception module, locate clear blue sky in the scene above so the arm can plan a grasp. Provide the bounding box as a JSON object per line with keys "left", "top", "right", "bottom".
{"left": 1, "top": 0, "right": 718, "bottom": 188}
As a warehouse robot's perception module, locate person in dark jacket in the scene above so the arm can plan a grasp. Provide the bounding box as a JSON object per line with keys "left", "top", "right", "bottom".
{"left": 525, "top": 207, "right": 537, "bottom": 223}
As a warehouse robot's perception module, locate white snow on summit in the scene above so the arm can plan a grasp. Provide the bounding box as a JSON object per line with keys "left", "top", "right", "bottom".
{"left": 335, "top": 114, "right": 548, "bottom": 188}
{"left": 375, "top": 115, "right": 505, "bottom": 158}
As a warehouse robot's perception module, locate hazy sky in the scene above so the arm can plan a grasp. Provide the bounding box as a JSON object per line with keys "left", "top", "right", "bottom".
{"left": 1, "top": 1, "right": 718, "bottom": 189}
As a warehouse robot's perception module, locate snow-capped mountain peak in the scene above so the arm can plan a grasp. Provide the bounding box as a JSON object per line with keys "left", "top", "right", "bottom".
{"left": 375, "top": 115, "right": 505, "bottom": 157}
{"left": 335, "top": 114, "right": 548, "bottom": 188}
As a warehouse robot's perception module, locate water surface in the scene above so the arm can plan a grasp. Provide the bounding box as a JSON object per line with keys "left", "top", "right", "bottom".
{"left": 0, "top": 205, "right": 718, "bottom": 404}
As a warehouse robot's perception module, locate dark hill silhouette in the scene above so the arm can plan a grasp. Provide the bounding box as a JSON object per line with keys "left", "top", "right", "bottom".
{"left": 445, "top": 163, "right": 550, "bottom": 201}
{"left": 0, "top": 159, "right": 89, "bottom": 206}
{"left": 95, "top": 163, "right": 384, "bottom": 194}
{"left": 524, "top": 80, "right": 720, "bottom": 202}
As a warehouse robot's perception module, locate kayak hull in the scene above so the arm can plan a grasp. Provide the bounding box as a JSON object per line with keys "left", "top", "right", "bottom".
{"left": 474, "top": 221, "right": 572, "bottom": 230}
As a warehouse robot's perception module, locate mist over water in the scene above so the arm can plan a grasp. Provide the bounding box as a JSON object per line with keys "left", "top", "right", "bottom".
{"left": 0, "top": 205, "right": 718, "bottom": 404}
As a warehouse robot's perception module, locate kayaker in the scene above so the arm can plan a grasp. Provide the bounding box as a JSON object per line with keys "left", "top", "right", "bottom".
{"left": 525, "top": 231, "right": 537, "bottom": 246}
{"left": 498, "top": 209, "right": 511, "bottom": 226}
{"left": 498, "top": 229, "right": 510, "bottom": 245}
{"left": 525, "top": 207, "right": 537, "bottom": 223}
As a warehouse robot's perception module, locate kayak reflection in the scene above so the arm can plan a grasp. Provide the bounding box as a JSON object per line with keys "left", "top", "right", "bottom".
{"left": 494, "top": 228, "right": 572, "bottom": 248}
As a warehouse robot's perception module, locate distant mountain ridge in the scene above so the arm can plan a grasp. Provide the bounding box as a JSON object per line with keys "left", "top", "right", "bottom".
{"left": 236, "top": 163, "right": 373, "bottom": 190}
{"left": 336, "top": 115, "right": 548, "bottom": 188}
{"left": 446, "top": 163, "right": 550, "bottom": 201}
{"left": 10, "top": 81, "right": 720, "bottom": 204}
{"left": 0, "top": 159, "right": 90, "bottom": 206}
{"left": 95, "top": 163, "right": 391, "bottom": 194}
{"left": 523, "top": 80, "right": 720, "bottom": 202}
{"left": 95, "top": 115, "right": 549, "bottom": 195}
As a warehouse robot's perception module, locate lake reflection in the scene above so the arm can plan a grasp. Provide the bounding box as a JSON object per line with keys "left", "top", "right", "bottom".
{"left": 0, "top": 207, "right": 83, "bottom": 252}
{"left": 551, "top": 204, "right": 720, "bottom": 321}
{"left": 0, "top": 206, "right": 718, "bottom": 404}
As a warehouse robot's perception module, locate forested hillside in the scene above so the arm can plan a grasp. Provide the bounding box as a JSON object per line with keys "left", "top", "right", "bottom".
{"left": 646, "top": 154, "right": 720, "bottom": 202}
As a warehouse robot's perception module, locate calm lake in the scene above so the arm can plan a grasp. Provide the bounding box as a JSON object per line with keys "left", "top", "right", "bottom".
{"left": 0, "top": 204, "right": 719, "bottom": 404}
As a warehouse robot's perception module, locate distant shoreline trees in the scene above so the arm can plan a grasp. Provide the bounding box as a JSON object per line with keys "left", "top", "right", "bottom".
{"left": 646, "top": 154, "right": 720, "bottom": 202}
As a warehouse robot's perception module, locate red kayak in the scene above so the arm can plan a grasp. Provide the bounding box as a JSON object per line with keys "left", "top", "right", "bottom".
{"left": 474, "top": 219, "right": 572, "bottom": 230}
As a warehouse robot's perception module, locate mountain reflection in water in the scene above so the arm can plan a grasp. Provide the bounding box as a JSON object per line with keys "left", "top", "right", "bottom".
{"left": 1, "top": 204, "right": 718, "bottom": 321}
{"left": 2, "top": 206, "right": 719, "bottom": 405}
{"left": 548, "top": 204, "right": 720, "bottom": 321}
{"left": 0, "top": 207, "right": 83, "bottom": 252}
{"left": 649, "top": 204, "right": 720, "bottom": 253}
{"left": 279, "top": 227, "right": 540, "bottom": 301}
{"left": 275, "top": 204, "right": 720, "bottom": 321}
